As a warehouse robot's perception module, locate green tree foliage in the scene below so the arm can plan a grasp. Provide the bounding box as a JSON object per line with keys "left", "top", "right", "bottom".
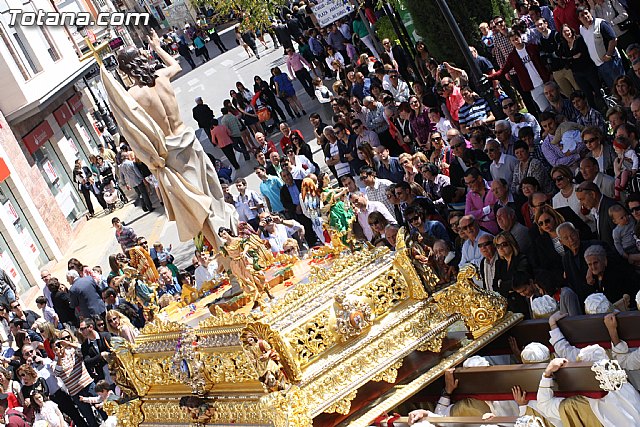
{"left": 404, "top": 0, "right": 511, "bottom": 66}
{"left": 191, "top": 0, "right": 287, "bottom": 31}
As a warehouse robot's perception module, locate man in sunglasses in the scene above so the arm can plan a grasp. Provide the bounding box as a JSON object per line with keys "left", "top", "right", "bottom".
{"left": 478, "top": 234, "right": 498, "bottom": 292}
{"left": 501, "top": 97, "right": 541, "bottom": 141}
{"left": 458, "top": 215, "right": 492, "bottom": 269}
{"left": 80, "top": 318, "right": 112, "bottom": 383}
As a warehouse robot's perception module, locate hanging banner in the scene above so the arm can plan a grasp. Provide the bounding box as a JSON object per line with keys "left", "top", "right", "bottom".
{"left": 67, "top": 93, "right": 84, "bottom": 114}
{"left": 312, "top": 0, "right": 353, "bottom": 27}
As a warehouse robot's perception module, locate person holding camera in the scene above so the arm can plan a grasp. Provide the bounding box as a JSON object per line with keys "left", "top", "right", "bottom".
{"left": 258, "top": 212, "right": 304, "bottom": 253}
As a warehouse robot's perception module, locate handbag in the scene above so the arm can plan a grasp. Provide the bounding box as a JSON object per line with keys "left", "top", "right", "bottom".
{"left": 257, "top": 107, "right": 271, "bottom": 122}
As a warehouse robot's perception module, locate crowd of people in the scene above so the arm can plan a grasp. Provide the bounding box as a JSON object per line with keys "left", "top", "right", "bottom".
{"left": 4, "top": 0, "right": 640, "bottom": 425}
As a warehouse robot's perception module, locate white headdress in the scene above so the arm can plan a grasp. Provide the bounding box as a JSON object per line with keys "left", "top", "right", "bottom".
{"left": 521, "top": 342, "right": 551, "bottom": 364}
{"left": 591, "top": 359, "right": 628, "bottom": 391}
{"left": 577, "top": 344, "right": 609, "bottom": 362}
{"left": 531, "top": 295, "right": 558, "bottom": 318}
{"left": 463, "top": 355, "right": 490, "bottom": 368}
{"left": 584, "top": 293, "right": 613, "bottom": 314}
{"left": 636, "top": 289, "right": 640, "bottom": 312}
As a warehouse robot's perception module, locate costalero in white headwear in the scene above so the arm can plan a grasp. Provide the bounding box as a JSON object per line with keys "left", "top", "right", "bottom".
{"left": 584, "top": 293, "right": 613, "bottom": 315}
{"left": 577, "top": 344, "right": 609, "bottom": 362}
{"left": 636, "top": 290, "right": 640, "bottom": 311}
{"left": 463, "top": 355, "right": 490, "bottom": 368}
{"left": 521, "top": 342, "right": 551, "bottom": 364}
{"left": 531, "top": 295, "right": 558, "bottom": 319}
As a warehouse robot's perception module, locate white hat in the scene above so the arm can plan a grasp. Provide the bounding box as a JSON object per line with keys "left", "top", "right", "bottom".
{"left": 636, "top": 290, "right": 640, "bottom": 311}
{"left": 463, "top": 355, "right": 490, "bottom": 368}
{"left": 521, "top": 342, "right": 551, "bottom": 364}
{"left": 577, "top": 344, "right": 609, "bottom": 362}
{"left": 584, "top": 293, "right": 613, "bottom": 315}
{"left": 531, "top": 295, "right": 558, "bottom": 319}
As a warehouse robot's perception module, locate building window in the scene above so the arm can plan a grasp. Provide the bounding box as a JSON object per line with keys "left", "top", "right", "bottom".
{"left": 10, "top": 26, "right": 41, "bottom": 74}
{"left": 39, "top": 26, "right": 60, "bottom": 62}
{"left": 0, "top": 21, "right": 30, "bottom": 79}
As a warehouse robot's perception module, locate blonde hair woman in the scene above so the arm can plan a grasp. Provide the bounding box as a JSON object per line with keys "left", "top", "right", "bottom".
{"left": 106, "top": 310, "right": 138, "bottom": 344}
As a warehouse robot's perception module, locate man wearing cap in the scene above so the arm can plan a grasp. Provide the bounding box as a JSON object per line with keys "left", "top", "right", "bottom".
{"left": 192, "top": 97, "right": 215, "bottom": 144}
{"left": 575, "top": 181, "right": 618, "bottom": 247}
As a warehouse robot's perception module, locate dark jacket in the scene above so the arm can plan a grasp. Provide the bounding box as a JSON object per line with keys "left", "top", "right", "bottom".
{"left": 562, "top": 240, "right": 619, "bottom": 302}
{"left": 279, "top": 180, "right": 302, "bottom": 219}
{"left": 595, "top": 195, "right": 620, "bottom": 248}
{"left": 69, "top": 276, "right": 106, "bottom": 319}
{"left": 192, "top": 103, "right": 214, "bottom": 130}
{"left": 529, "top": 230, "right": 565, "bottom": 276}
{"left": 493, "top": 253, "right": 533, "bottom": 318}
{"left": 81, "top": 331, "right": 113, "bottom": 381}
{"left": 51, "top": 289, "right": 77, "bottom": 325}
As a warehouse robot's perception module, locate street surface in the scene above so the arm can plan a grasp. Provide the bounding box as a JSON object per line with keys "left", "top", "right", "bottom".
{"left": 29, "top": 27, "right": 328, "bottom": 308}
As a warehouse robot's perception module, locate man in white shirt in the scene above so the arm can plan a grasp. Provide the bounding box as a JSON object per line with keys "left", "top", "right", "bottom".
{"left": 459, "top": 215, "right": 492, "bottom": 268}
{"left": 478, "top": 234, "right": 498, "bottom": 291}
{"left": 349, "top": 192, "right": 396, "bottom": 241}
{"left": 284, "top": 147, "right": 316, "bottom": 179}
{"left": 487, "top": 139, "right": 518, "bottom": 184}
{"left": 234, "top": 178, "right": 265, "bottom": 230}
{"left": 259, "top": 212, "right": 304, "bottom": 253}
{"left": 194, "top": 252, "right": 219, "bottom": 290}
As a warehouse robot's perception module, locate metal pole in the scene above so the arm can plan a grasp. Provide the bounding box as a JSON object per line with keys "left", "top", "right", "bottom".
{"left": 433, "top": 0, "right": 502, "bottom": 118}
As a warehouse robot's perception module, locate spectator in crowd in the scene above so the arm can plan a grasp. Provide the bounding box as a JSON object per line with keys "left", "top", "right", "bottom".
{"left": 575, "top": 181, "right": 619, "bottom": 247}
{"left": 464, "top": 167, "right": 499, "bottom": 234}
{"left": 458, "top": 215, "right": 492, "bottom": 268}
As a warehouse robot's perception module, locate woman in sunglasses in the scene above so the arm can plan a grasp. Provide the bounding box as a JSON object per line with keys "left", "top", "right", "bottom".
{"left": 550, "top": 165, "right": 596, "bottom": 231}
{"left": 493, "top": 231, "right": 532, "bottom": 317}
{"left": 530, "top": 206, "right": 567, "bottom": 278}
{"left": 105, "top": 310, "right": 138, "bottom": 344}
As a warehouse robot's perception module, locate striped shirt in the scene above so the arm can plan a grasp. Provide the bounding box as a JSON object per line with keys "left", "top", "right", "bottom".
{"left": 54, "top": 347, "right": 94, "bottom": 396}
{"left": 458, "top": 99, "right": 491, "bottom": 128}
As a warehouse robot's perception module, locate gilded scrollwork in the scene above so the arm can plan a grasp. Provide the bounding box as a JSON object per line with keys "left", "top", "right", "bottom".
{"left": 262, "top": 385, "right": 312, "bottom": 427}
{"left": 111, "top": 337, "right": 151, "bottom": 396}
{"left": 324, "top": 389, "right": 358, "bottom": 415}
{"left": 104, "top": 399, "right": 144, "bottom": 427}
{"left": 433, "top": 265, "right": 508, "bottom": 338}
{"left": 137, "top": 318, "right": 185, "bottom": 337}
{"left": 288, "top": 309, "right": 336, "bottom": 366}
{"left": 371, "top": 360, "right": 404, "bottom": 383}
{"left": 354, "top": 269, "right": 408, "bottom": 316}
{"left": 132, "top": 356, "right": 173, "bottom": 387}
{"left": 202, "top": 351, "right": 256, "bottom": 383}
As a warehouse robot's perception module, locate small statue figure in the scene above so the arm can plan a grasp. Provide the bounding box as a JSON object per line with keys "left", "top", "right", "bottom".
{"left": 218, "top": 227, "right": 273, "bottom": 308}
{"left": 407, "top": 231, "right": 437, "bottom": 294}
{"left": 243, "top": 334, "right": 288, "bottom": 392}
{"left": 179, "top": 395, "right": 215, "bottom": 425}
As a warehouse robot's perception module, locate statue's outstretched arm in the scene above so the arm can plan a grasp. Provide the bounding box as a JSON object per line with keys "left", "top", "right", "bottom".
{"left": 147, "top": 29, "right": 182, "bottom": 79}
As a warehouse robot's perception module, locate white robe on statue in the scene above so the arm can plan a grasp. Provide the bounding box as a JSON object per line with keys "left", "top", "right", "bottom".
{"left": 100, "top": 67, "right": 237, "bottom": 245}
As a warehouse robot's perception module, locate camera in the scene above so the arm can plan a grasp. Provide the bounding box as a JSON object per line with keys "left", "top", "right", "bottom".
{"left": 264, "top": 216, "right": 274, "bottom": 224}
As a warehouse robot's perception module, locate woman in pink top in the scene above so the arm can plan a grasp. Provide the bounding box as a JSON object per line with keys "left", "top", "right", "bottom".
{"left": 211, "top": 118, "right": 241, "bottom": 170}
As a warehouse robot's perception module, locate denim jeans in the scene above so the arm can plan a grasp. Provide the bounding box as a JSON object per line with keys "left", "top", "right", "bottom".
{"left": 597, "top": 56, "right": 624, "bottom": 90}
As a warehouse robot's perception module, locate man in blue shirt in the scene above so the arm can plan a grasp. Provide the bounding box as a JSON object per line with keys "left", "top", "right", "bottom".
{"left": 255, "top": 166, "right": 285, "bottom": 213}
{"left": 375, "top": 146, "right": 404, "bottom": 184}
{"left": 157, "top": 266, "right": 181, "bottom": 297}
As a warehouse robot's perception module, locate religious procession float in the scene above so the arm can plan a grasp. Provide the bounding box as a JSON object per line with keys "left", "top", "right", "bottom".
{"left": 104, "top": 223, "right": 523, "bottom": 427}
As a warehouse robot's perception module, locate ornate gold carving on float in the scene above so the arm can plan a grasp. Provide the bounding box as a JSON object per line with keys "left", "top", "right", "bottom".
{"left": 201, "top": 351, "right": 256, "bottom": 383}
{"left": 241, "top": 322, "right": 302, "bottom": 391}
{"left": 433, "top": 265, "right": 508, "bottom": 339}
{"left": 103, "top": 399, "right": 143, "bottom": 427}
{"left": 110, "top": 337, "right": 150, "bottom": 396}
{"left": 325, "top": 389, "right": 358, "bottom": 414}
{"left": 288, "top": 309, "right": 335, "bottom": 366}
{"left": 333, "top": 292, "right": 374, "bottom": 341}
{"left": 394, "top": 227, "right": 435, "bottom": 299}
{"left": 372, "top": 360, "right": 404, "bottom": 383}
{"left": 170, "top": 329, "right": 209, "bottom": 395}
{"left": 109, "top": 224, "right": 517, "bottom": 426}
